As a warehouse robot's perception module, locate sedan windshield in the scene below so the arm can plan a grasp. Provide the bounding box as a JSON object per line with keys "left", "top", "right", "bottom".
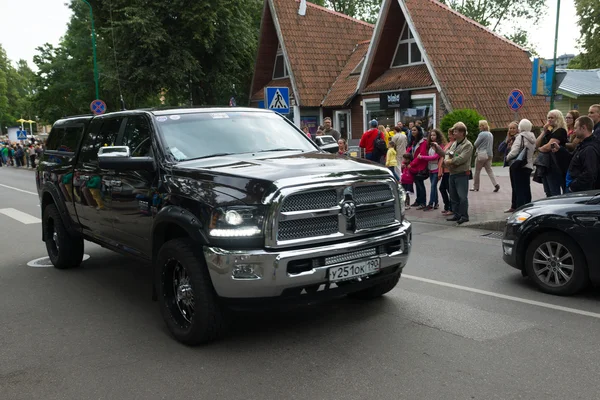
{"left": 154, "top": 111, "right": 318, "bottom": 161}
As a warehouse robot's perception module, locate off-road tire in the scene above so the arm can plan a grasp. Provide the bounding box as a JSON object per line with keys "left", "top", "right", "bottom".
{"left": 43, "top": 204, "right": 84, "bottom": 269}
{"left": 156, "top": 238, "right": 227, "bottom": 345}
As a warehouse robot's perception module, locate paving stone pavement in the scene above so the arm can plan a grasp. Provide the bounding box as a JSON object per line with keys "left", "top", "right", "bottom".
{"left": 404, "top": 166, "right": 546, "bottom": 229}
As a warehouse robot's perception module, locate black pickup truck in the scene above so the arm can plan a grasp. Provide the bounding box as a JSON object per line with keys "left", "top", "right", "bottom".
{"left": 36, "top": 108, "right": 412, "bottom": 345}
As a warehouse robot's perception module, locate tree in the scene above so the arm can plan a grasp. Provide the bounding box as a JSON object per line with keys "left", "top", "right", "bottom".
{"left": 439, "top": 0, "right": 545, "bottom": 52}
{"left": 440, "top": 109, "right": 486, "bottom": 144}
{"left": 324, "top": 0, "right": 380, "bottom": 23}
{"left": 573, "top": 0, "right": 600, "bottom": 68}
{"left": 31, "top": 0, "right": 263, "bottom": 123}
{"left": 0, "top": 44, "right": 37, "bottom": 133}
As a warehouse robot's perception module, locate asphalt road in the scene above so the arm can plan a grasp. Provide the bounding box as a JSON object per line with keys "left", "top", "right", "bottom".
{"left": 1, "top": 166, "right": 600, "bottom": 400}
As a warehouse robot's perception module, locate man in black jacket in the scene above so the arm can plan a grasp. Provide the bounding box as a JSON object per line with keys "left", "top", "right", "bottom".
{"left": 589, "top": 104, "right": 600, "bottom": 140}
{"left": 567, "top": 116, "right": 600, "bottom": 192}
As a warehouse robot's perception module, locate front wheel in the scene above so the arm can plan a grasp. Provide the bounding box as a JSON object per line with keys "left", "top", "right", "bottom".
{"left": 347, "top": 272, "right": 401, "bottom": 300}
{"left": 525, "top": 232, "right": 588, "bottom": 296}
{"left": 156, "top": 238, "right": 227, "bottom": 345}
{"left": 43, "top": 204, "right": 84, "bottom": 269}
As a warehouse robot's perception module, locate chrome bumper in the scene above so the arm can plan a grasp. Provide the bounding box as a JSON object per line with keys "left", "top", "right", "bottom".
{"left": 204, "top": 220, "right": 412, "bottom": 298}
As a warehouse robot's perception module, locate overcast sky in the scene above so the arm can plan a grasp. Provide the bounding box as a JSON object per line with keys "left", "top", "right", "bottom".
{"left": 0, "top": 0, "right": 581, "bottom": 68}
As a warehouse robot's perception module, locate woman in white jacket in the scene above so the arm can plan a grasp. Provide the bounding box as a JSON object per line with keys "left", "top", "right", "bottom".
{"left": 506, "top": 119, "right": 537, "bottom": 208}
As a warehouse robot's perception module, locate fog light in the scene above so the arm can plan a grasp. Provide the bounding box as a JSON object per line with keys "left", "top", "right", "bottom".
{"left": 232, "top": 264, "right": 262, "bottom": 280}
{"left": 503, "top": 245, "right": 513, "bottom": 256}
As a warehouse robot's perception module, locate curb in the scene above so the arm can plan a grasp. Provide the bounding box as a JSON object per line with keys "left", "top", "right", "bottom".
{"left": 462, "top": 219, "right": 507, "bottom": 231}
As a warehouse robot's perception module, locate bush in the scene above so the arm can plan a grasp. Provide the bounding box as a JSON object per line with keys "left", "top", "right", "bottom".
{"left": 440, "top": 109, "right": 486, "bottom": 144}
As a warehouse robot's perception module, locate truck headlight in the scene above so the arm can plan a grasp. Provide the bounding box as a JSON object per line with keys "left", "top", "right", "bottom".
{"left": 398, "top": 185, "right": 406, "bottom": 217}
{"left": 209, "top": 207, "right": 265, "bottom": 237}
{"left": 507, "top": 211, "right": 531, "bottom": 225}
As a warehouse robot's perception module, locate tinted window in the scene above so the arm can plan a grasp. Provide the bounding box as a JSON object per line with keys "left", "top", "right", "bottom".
{"left": 155, "top": 112, "right": 316, "bottom": 161}
{"left": 77, "top": 117, "right": 123, "bottom": 163}
{"left": 122, "top": 116, "right": 152, "bottom": 157}
{"left": 45, "top": 127, "right": 65, "bottom": 151}
{"left": 61, "top": 126, "right": 84, "bottom": 152}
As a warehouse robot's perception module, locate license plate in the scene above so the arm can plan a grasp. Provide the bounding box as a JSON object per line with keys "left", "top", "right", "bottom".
{"left": 328, "top": 259, "right": 380, "bottom": 283}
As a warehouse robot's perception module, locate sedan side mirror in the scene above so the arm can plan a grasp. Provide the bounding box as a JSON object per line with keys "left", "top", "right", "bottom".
{"left": 98, "top": 146, "right": 155, "bottom": 171}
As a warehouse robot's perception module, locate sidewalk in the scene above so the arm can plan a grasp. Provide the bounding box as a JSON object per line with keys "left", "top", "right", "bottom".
{"left": 404, "top": 166, "right": 546, "bottom": 230}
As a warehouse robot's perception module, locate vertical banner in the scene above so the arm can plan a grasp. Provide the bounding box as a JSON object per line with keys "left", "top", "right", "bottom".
{"left": 531, "top": 58, "right": 555, "bottom": 96}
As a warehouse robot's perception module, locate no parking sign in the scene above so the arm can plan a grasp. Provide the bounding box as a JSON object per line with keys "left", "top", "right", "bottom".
{"left": 90, "top": 99, "right": 107, "bottom": 115}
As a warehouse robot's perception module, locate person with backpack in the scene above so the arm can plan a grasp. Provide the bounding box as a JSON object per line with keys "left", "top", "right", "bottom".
{"left": 359, "top": 119, "right": 386, "bottom": 164}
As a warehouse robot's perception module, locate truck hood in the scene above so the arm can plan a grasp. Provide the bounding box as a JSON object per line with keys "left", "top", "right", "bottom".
{"left": 169, "top": 152, "right": 393, "bottom": 204}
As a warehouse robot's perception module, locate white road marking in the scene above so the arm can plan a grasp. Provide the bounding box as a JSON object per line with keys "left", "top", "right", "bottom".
{"left": 403, "top": 274, "right": 600, "bottom": 320}
{"left": 0, "top": 183, "right": 37, "bottom": 196}
{"left": 0, "top": 208, "right": 41, "bottom": 224}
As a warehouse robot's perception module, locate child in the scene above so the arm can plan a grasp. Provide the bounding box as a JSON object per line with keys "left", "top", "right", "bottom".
{"left": 400, "top": 153, "right": 414, "bottom": 209}
{"left": 385, "top": 140, "right": 399, "bottom": 180}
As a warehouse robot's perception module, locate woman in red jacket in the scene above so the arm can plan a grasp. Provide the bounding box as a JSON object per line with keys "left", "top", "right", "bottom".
{"left": 408, "top": 127, "right": 428, "bottom": 209}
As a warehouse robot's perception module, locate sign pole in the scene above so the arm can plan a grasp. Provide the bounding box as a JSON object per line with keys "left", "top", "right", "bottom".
{"left": 550, "top": 0, "right": 561, "bottom": 110}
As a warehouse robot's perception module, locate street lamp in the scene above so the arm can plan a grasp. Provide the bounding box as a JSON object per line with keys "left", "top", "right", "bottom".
{"left": 81, "top": 0, "right": 100, "bottom": 100}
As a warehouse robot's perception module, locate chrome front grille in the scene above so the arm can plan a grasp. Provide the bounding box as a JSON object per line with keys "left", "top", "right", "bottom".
{"left": 281, "top": 190, "right": 338, "bottom": 212}
{"left": 354, "top": 184, "right": 393, "bottom": 204}
{"left": 278, "top": 215, "right": 338, "bottom": 241}
{"left": 356, "top": 206, "right": 396, "bottom": 230}
{"left": 271, "top": 180, "right": 400, "bottom": 247}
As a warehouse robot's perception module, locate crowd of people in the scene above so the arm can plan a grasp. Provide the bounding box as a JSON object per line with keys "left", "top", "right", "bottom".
{"left": 0, "top": 141, "right": 44, "bottom": 169}
{"left": 355, "top": 104, "right": 600, "bottom": 225}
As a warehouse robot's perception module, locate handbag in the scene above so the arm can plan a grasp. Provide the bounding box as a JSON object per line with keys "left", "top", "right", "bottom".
{"left": 414, "top": 168, "right": 429, "bottom": 181}
{"left": 509, "top": 136, "right": 528, "bottom": 170}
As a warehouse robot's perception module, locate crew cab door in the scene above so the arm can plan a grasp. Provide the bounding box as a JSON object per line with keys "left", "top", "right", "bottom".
{"left": 73, "top": 116, "right": 124, "bottom": 244}
{"left": 108, "top": 114, "right": 158, "bottom": 258}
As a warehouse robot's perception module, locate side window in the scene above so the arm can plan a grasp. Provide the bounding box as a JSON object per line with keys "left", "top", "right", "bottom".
{"left": 60, "top": 126, "right": 85, "bottom": 153}
{"left": 122, "top": 116, "right": 152, "bottom": 157}
{"left": 96, "top": 118, "right": 123, "bottom": 148}
{"left": 45, "top": 127, "right": 65, "bottom": 151}
{"left": 77, "top": 117, "right": 123, "bottom": 164}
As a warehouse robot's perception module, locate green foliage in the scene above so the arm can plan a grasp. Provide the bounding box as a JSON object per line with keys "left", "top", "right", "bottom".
{"left": 440, "top": 109, "right": 486, "bottom": 144}
{"left": 567, "top": 54, "right": 584, "bottom": 69}
{"left": 325, "top": 0, "right": 380, "bottom": 23}
{"left": 573, "top": 0, "right": 600, "bottom": 69}
{"left": 32, "top": 0, "right": 263, "bottom": 124}
{"left": 439, "top": 0, "right": 546, "bottom": 53}
{"left": 0, "top": 44, "right": 36, "bottom": 133}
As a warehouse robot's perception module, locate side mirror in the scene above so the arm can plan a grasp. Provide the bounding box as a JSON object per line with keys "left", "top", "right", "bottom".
{"left": 98, "top": 146, "right": 155, "bottom": 171}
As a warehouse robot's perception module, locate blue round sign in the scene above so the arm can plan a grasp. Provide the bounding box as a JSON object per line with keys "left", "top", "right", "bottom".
{"left": 507, "top": 89, "right": 524, "bottom": 112}
{"left": 90, "top": 99, "right": 107, "bottom": 115}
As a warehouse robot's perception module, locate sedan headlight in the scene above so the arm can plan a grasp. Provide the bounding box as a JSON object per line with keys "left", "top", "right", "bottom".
{"left": 209, "top": 206, "right": 265, "bottom": 237}
{"left": 507, "top": 211, "right": 531, "bottom": 225}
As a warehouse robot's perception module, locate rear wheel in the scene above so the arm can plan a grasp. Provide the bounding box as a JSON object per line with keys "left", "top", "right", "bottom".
{"left": 43, "top": 204, "right": 84, "bottom": 269}
{"left": 156, "top": 238, "right": 227, "bottom": 345}
{"left": 525, "top": 232, "right": 588, "bottom": 296}
{"left": 347, "top": 272, "right": 401, "bottom": 300}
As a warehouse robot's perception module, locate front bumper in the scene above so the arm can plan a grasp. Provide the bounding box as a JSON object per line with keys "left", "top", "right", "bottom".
{"left": 502, "top": 223, "right": 520, "bottom": 270}
{"left": 204, "top": 220, "right": 412, "bottom": 299}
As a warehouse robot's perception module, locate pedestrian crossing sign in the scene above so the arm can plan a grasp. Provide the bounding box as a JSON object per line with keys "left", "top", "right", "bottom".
{"left": 265, "top": 87, "right": 290, "bottom": 114}
{"left": 17, "top": 130, "right": 27, "bottom": 140}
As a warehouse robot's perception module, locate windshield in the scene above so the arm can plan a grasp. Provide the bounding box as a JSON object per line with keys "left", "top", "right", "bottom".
{"left": 154, "top": 111, "right": 318, "bottom": 161}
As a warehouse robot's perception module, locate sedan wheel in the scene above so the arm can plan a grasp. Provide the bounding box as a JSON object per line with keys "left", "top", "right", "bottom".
{"left": 525, "top": 232, "right": 588, "bottom": 296}
{"left": 532, "top": 241, "right": 574, "bottom": 287}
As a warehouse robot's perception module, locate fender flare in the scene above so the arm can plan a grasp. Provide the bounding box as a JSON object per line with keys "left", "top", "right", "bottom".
{"left": 151, "top": 205, "right": 210, "bottom": 262}
{"left": 39, "top": 183, "right": 81, "bottom": 241}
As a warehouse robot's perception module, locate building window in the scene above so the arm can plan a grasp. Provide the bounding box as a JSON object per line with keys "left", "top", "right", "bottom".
{"left": 273, "top": 43, "right": 289, "bottom": 79}
{"left": 391, "top": 22, "right": 423, "bottom": 67}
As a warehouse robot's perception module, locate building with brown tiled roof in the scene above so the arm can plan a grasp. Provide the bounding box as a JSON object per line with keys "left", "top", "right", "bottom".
{"left": 250, "top": 0, "right": 549, "bottom": 142}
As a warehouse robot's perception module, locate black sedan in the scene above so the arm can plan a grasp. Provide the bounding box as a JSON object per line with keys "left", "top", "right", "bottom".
{"left": 502, "top": 191, "right": 600, "bottom": 296}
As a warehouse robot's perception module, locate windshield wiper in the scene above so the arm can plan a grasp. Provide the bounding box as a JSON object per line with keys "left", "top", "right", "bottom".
{"left": 256, "top": 148, "right": 305, "bottom": 153}
{"left": 184, "top": 153, "right": 236, "bottom": 161}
